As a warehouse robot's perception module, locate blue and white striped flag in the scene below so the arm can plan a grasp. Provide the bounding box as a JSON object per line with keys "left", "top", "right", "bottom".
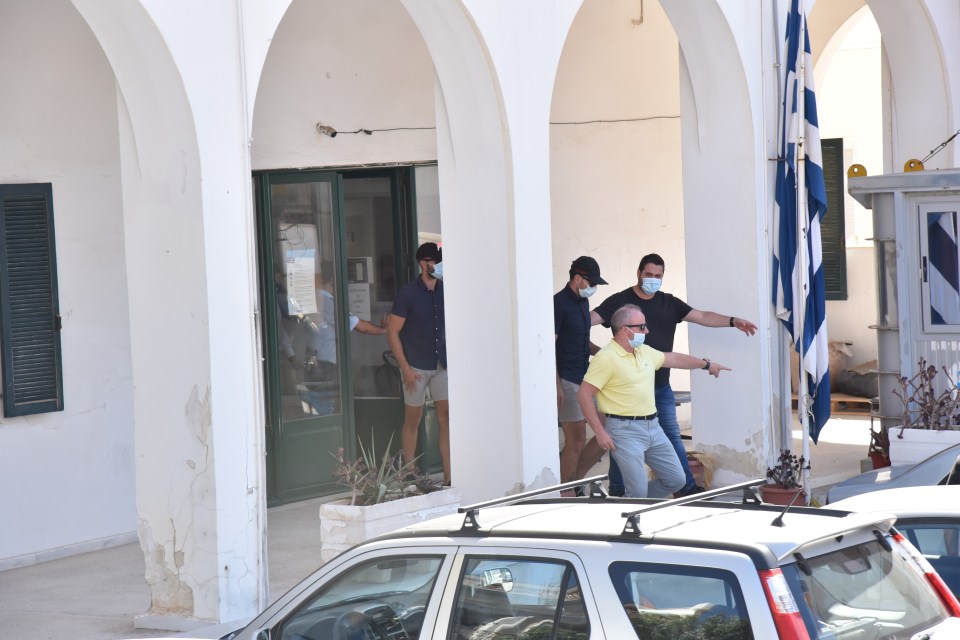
{"left": 927, "top": 211, "right": 960, "bottom": 325}
{"left": 772, "top": 0, "right": 830, "bottom": 443}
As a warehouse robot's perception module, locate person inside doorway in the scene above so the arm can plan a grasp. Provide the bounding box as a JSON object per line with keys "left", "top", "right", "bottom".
{"left": 301, "top": 263, "right": 387, "bottom": 416}
{"left": 386, "top": 242, "right": 450, "bottom": 484}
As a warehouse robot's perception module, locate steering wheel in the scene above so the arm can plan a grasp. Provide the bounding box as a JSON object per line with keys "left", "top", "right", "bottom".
{"left": 333, "top": 611, "right": 379, "bottom": 640}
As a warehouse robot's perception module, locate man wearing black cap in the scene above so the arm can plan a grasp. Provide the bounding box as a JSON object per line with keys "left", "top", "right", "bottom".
{"left": 554, "top": 256, "right": 607, "bottom": 483}
{"left": 387, "top": 242, "right": 450, "bottom": 484}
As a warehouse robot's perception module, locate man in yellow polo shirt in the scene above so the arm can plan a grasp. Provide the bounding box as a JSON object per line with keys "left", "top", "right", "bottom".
{"left": 578, "top": 304, "right": 731, "bottom": 498}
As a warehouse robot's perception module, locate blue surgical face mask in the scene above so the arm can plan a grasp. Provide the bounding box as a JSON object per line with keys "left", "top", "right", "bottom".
{"left": 641, "top": 278, "right": 662, "bottom": 295}
{"left": 431, "top": 262, "right": 444, "bottom": 280}
{"left": 579, "top": 284, "right": 597, "bottom": 299}
{"left": 627, "top": 331, "right": 646, "bottom": 349}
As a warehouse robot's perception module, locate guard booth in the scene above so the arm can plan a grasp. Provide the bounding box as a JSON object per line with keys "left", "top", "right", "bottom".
{"left": 848, "top": 169, "right": 960, "bottom": 429}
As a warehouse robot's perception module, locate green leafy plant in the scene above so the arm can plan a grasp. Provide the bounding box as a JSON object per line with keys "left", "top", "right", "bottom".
{"left": 893, "top": 358, "right": 960, "bottom": 434}
{"left": 765, "top": 449, "right": 808, "bottom": 489}
{"left": 331, "top": 435, "right": 442, "bottom": 506}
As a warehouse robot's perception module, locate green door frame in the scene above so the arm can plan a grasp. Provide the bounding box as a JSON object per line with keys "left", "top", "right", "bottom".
{"left": 256, "top": 170, "right": 352, "bottom": 505}
{"left": 255, "top": 165, "right": 434, "bottom": 505}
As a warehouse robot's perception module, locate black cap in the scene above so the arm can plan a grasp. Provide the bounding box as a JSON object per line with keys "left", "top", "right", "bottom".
{"left": 415, "top": 242, "right": 442, "bottom": 262}
{"left": 570, "top": 256, "right": 607, "bottom": 286}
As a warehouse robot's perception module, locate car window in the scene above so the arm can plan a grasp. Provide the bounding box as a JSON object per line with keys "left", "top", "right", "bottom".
{"left": 782, "top": 537, "right": 951, "bottom": 639}
{"left": 276, "top": 555, "right": 444, "bottom": 640}
{"left": 898, "top": 521, "right": 960, "bottom": 596}
{"left": 449, "top": 556, "right": 589, "bottom": 640}
{"left": 608, "top": 561, "right": 753, "bottom": 640}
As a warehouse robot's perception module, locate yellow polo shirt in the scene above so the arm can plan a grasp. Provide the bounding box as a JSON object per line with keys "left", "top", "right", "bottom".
{"left": 582, "top": 341, "right": 664, "bottom": 416}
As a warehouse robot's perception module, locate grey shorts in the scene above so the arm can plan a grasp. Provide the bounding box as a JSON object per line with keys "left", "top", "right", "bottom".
{"left": 558, "top": 378, "right": 584, "bottom": 422}
{"left": 403, "top": 366, "right": 448, "bottom": 406}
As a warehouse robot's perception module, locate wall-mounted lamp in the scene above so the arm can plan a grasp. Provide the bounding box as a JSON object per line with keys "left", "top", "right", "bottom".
{"left": 316, "top": 123, "right": 338, "bottom": 138}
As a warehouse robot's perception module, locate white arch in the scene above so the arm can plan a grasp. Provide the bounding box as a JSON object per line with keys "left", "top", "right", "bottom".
{"left": 867, "top": 0, "right": 956, "bottom": 170}
{"left": 71, "top": 0, "right": 266, "bottom": 625}
{"left": 660, "top": 0, "right": 777, "bottom": 479}
{"left": 398, "top": 0, "right": 577, "bottom": 501}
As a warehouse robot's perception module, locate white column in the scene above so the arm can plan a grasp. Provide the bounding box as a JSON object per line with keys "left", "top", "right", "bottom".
{"left": 74, "top": 0, "right": 266, "bottom": 628}
{"left": 402, "top": 0, "right": 579, "bottom": 503}
{"left": 661, "top": 0, "right": 776, "bottom": 482}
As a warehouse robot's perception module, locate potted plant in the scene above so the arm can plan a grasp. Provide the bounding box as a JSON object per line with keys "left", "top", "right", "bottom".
{"left": 888, "top": 359, "right": 960, "bottom": 465}
{"left": 319, "top": 436, "right": 461, "bottom": 562}
{"left": 760, "top": 449, "right": 808, "bottom": 505}
{"left": 867, "top": 422, "right": 890, "bottom": 469}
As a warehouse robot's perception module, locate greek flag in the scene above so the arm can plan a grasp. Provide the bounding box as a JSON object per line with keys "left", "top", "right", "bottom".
{"left": 772, "top": 0, "right": 830, "bottom": 443}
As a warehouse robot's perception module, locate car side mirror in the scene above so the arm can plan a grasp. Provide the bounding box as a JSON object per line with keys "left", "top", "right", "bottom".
{"left": 481, "top": 567, "right": 514, "bottom": 592}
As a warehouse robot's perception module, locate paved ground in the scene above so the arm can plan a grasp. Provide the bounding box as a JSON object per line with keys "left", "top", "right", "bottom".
{"left": 0, "top": 414, "right": 872, "bottom": 640}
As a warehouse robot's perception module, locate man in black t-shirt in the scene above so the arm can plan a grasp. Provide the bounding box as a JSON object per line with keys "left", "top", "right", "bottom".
{"left": 589, "top": 253, "right": 757, "bottom": 496}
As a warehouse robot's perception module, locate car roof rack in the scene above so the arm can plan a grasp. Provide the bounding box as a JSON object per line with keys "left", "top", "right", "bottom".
{"left": 457, "top": 476, "right": 771, "bottom": 533}
{"left": 459, "top": 475, "right": 609, "bottom": 531}
{"left": 620, "top": 479, "right": 766, "bottom": 536}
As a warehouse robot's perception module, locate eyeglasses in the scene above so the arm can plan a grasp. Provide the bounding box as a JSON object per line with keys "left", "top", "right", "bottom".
{"left": 624, "top": 324, "right": 648, "bottom": 331}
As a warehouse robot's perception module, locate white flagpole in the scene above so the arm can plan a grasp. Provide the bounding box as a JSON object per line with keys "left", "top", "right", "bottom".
{"left": 796, "top": 15, "right": 811, "bottom": 504}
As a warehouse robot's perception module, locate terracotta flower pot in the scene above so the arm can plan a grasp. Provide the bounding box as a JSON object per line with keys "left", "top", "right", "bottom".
{"left": 869, "top": 452, "right": 891, "bottom": 469}
{"left": 686, "top": 457, "right": 706, "bottom": 488}
{"left": 759, "top": 485, "right": 806, "bottom": 506}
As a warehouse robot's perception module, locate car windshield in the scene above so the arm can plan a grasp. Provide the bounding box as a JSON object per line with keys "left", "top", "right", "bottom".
{"left": 782, "top": 537, "right": 950, "bottom": 639}
{"left": 896, "top": 444, "right": 960, "bottom": 486}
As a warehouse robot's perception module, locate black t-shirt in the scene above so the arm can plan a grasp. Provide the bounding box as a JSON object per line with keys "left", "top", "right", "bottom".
{"left": 553, "top": 285, "right": 591, "bottom": 384}
{"left": 595, "top": 287, "right": 693, "bottom": 386}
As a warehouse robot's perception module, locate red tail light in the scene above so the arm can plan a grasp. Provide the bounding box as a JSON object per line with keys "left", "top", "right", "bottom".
{"left": 892, "top": 532, "right": 960, "bottom": 617}
{"left": 759, "top": 568, "right": 811, "bottom": 639}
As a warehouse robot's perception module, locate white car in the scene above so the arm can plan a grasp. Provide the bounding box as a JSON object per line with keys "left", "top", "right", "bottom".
{"left": 831, "top": 485, "right": 960, "bottom": 599}
{"left": 826, "top": 442, "right": 960, "bottom": 503}
{"left": 170, "top": 478, "right": 960, "bottom": 640}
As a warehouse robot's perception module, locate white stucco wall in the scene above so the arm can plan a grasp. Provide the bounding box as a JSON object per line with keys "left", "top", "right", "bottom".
{"left": 252, "top": 0, "right": 437, "bottom": 169}
{"left": 0, "top": 0, "right": 135, "bottom": 567}
{"left": 551, "top": 0, "right": 688, "bottom": 372}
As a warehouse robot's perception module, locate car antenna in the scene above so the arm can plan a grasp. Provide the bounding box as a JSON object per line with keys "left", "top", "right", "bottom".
{"left": 458, "top": 475, "right": 609, "bottom": 531}
{"left": 770, "top": 490, "right": 806, "bottom": 527}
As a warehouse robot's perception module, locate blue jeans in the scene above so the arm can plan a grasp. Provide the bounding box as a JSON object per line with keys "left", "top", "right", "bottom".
{"left": 605, "top": 416, "right": 685, "bottom": 498}
{"left": 608, "top": 384, "right": 696, "bottom": 495}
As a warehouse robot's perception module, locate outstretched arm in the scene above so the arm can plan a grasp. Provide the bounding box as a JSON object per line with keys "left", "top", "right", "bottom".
{"left": 684, "top": 309, "right": 757, "bottom": 336}
{"left": 354, "top": 318, "right": 386, "bottom": 335}
{"left": 662, "top": 352, "right": 731, "bottom": 378}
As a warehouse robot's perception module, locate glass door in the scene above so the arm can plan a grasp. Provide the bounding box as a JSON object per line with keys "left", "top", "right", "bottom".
{"left": 343, "top": 173, "right": 406, "bottom": 458}
{"left": 257, "top": 166, "right": 441, "bottom": 504}
{"left": 260, "top": 172, "right": 350, "bottom": 503}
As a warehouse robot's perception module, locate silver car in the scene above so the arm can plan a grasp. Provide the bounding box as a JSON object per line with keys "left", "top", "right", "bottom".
{"left": 831, "top": 485, "right": 960, "bottom": 599}
{"left": 165, "top": 478, "right": 960, "bottom": 640}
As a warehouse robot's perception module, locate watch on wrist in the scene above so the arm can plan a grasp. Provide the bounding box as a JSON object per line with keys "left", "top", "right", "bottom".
{"left": 729, "top": 316, "right": 735, "bottom": 327}
{"left": 702, "top": 358, "right": 711, "bottom": 370}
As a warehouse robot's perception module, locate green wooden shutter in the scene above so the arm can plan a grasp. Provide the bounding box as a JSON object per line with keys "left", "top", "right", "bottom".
{"left": 820, "top": 138, "right": 847, "bottom": 300}
{"left": 0, "top": 183, "right": 63, "bottom": 416}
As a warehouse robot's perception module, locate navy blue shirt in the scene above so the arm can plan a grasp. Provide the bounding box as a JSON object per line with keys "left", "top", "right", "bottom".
{"left": 391, "top": 277, "right": 446, "bottom": 370}
{"left": 554, "top": 285, "right": 592, "bottom": 384}
{"left": 595, "top": 288, "right": 692, "bottom": 386}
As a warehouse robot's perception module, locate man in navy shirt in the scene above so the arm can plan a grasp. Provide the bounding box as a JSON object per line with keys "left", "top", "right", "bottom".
{"left": 387, "top": 242, "right": 450, "bottom": 484}
{"left": 554, "top": 256, "right": 607, "bottom": 482}
{"left": 591, "top": 253, "right": 757, "bottom": 496}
